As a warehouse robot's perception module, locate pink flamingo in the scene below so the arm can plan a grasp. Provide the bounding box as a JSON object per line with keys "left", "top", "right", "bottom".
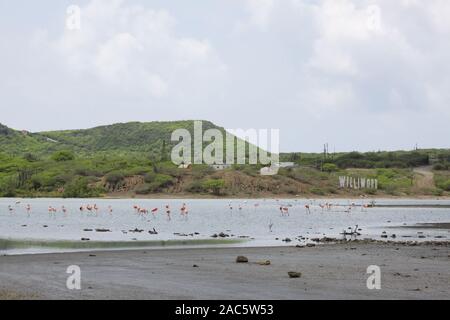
{"left": 305, "top": 204, "right": 311, "bottom": 214}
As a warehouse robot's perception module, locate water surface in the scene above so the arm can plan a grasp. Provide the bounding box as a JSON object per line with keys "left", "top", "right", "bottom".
{"left": 1, "top": 198, "right": 449, "bottom": 254}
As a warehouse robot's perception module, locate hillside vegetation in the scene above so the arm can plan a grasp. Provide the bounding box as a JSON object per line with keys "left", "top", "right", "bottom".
{"left": 1, "top": 121, "right": 449, "bottom": 198}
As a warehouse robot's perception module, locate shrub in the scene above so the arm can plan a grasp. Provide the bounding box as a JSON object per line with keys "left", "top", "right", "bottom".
{"left": 322, "top": 163, "right": 338, "bottom": 172}
{"left": 23, "top": 153, "right": 39, "bottom": 162}
{"left": 63, "top": 177, "right": 100, "bottom": 198}
{"left": 153, "top": 174, "right": 174, "bottom": 188}
{"left": 310, "top": 187, "right": 325, "bottom": 195}
{"left": 437, "top": 179, "right": 450, "bottom": 191}
{"left": 105, "top": 172, "right": 125, "bottom": 185}
{"left": 185, "top": 181, "right": 205, "bottom": 193}
{"left": 433, "top": 163, "right": 449, "bottom": 171}
{"left": 135, "top": 184, "right": 151, "bottom": 195}
{"left": 138, "top": 174, "right": 174, "bottom": 193}
{"left": 192, "top": 165, "right": 214, "bottom": 178}
{"left": 51, "top": 150, "right": 75, "bottom": 162}
{"left": 143, "top": 172, "right": 156, "bottom": 183}
{"left": 202, "top": 179, "right": 225, "bottom": 195}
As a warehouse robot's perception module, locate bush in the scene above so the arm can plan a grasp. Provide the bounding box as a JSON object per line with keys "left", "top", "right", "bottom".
{"left": 63, "top": 177, "right": 100, "bottom": 198}
{"left": 51, "top": 150, "right": 75, "bottom": 162}
{"left": 135, "top": 183, "right": 152, "bottom": 195}
{"left": 433, "top": 163, "right": 449, "bottom": 171}
{"left": 137, "top": 174, "right": 174, "bottom": 193}
{"left": 310, "top": 187, "right": 325, "bottom": 195}
{"left": 185, "top": 181, "right": 205, "bottom": 193}
{"left": 23, "top": 153, "right": 39, "bottom": 162}
{"left": 74, "top": 167, "right": 102, "bottom": 177}
{"left": 437, "top": 179, "right": 450, "bottom": 191}
{"left": 143, "top": 172, "right": 156, "bottom": 183}
{"left": 105, "top": 172, "right": 125, "bottom": 185}
{"left": 202, "top": 179, "right": 225, "bottom": 195}
{"left": 192, "top": 165, "right": 214, "bottom": 179}
{"left": 322, "top": 163, "right": 338, "bottom": 172}
{"left": 154, "top": 174, "right": 174, "bottom": 188}
{"left": 0, "top": 177, "right": 17, "bottom": 197}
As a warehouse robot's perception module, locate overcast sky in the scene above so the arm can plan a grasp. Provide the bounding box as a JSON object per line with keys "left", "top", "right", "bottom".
{"left": 1, "top": 0, "right": 449, "bottom": 152}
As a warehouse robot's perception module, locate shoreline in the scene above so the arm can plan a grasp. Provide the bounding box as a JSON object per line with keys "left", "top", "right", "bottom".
{"left": 0, "top": 242, "right": 448, "bottom": 300}
{"left": 3, "top": 194, "right": 450, "bottom": 200}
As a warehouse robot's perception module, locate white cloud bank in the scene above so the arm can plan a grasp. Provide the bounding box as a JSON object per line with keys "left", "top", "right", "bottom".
{"left": 0, "top": 0, "right": 449, "bottom": 151}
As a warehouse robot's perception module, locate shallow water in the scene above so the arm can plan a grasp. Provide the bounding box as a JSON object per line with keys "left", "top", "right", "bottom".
{"left": 1, "top": 198, "right": 449, "bottom": 255}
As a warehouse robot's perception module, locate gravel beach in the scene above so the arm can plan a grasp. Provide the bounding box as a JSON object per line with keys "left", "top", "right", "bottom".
{"left": 0, "top": 242, "right": 449, "bottom": 300}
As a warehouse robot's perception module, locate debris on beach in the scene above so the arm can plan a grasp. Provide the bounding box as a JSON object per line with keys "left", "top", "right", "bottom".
{"left": 257, "top": 260, "right": 271, "bottom": 266}
{"left": 96, "top": 228, "right": 111, "bottom": 232}
{"left": 236, "top": 256, "right": 249, "bottom": 263}
{"left": 81, "top": 238, "right": 90, "bottom": 241}
{"left": 83, "top": 229, "right": 93, "bottom": 232}
{"left": 149, "top": 228, "right": 158, "bottom": 235}
{"left": 129, "top": 228, "right": 144, "bottom": 233}
{"left": 288, "top": 271, "right": 302, "bottom": 278}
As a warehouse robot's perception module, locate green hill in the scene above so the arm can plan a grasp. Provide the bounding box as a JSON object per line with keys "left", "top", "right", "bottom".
{"left": 0, "top": 120, "right": 225, "bottom": 157}
{"left": 0, "top": 121, "right": 449, "bottom": 198}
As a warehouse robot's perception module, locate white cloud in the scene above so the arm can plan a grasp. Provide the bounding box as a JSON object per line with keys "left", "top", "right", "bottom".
{"left": 0, "top": 0, "right": 449, "bottom": 151}
{"left": 52, "top": 0, "right": 225, "bottom": 98}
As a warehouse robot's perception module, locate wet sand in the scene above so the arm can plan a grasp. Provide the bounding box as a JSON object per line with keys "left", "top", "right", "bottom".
{"left": 0, "top": 242, "right": 449, "bottom": 300}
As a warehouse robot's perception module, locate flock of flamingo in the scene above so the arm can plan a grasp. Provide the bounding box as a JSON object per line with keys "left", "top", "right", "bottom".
{"left": 5, "top": 199, "right": 373, "bottom": 221}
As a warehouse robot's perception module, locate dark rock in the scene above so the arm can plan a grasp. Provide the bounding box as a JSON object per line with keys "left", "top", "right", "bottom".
{"left": 96, "top": 228, "right": 111, "bottom": 232}
{"left": 236, "top": 256, "right": 248, "bottom": 263}
{"left": 288, "top": 271, "right": 301, "bottom": 278}
{"left": 81, "top": 238, "right": 90, "bottom": 241}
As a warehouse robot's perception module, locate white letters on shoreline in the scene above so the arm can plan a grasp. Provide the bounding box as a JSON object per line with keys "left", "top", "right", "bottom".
{"left": 339, "top": 176, "right": 378, "bottom": 190}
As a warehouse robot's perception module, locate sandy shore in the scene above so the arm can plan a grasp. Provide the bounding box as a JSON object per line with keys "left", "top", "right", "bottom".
{"left": 0, "top": 242, "right": 449, "bottom": 300}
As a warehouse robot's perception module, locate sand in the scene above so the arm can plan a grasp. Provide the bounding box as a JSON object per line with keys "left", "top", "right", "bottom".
{"left": 0, "top": 242, "right": 449, "bottom": 300}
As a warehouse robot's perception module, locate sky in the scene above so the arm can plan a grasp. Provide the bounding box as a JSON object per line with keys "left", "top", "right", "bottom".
{"left": 0, "top": 0, "right": 449, "bottom": 152}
